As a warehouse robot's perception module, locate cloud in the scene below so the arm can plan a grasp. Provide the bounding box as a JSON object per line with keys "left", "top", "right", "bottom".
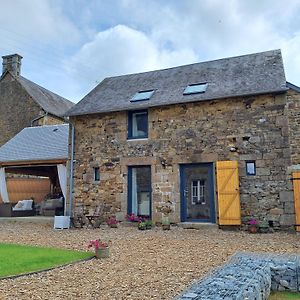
{"left": 65, "top": 0, "right": 300, "bottom": 102}
{"left": 65, "top": 24, "right": 198, "bottom": 97}
{"left": 282, "top": 32, "right": 300, "bottom": 83}
{"left": 1, "top": 0, "right": 300, "bottom": 102}
{"left": 0, "top": 0, "right": 80, "bottom": 46}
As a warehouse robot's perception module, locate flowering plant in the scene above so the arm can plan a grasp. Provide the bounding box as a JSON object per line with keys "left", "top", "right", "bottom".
{"left": 106, "top": 216, "right": 118, "bottom": 226}
{"left": 88, "top": 239, "right": 109, "bottom": 251}
{"left": 127, "top": 213, "right": 140, "bottom": 222}
{"left": 248, "top": 219, "right": 258, "bottom": 226}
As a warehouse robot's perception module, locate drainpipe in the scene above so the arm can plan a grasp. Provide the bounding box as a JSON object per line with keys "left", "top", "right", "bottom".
{"left": 68, "top": 121, "right": 75, "bottom": 216}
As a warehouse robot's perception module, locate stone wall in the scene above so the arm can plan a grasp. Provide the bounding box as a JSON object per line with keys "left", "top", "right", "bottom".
{"left": 70, "top": 92, "right": 295, "bottom": 226}
{"left": 287, "top": 89, "right": 300, "bottom": 165}
{"left": 0, "top": 73, "right": 65, "bottom": 146}
{"left": 34, "top": 114, "right": 65, "bottom": 126}
{"left": 0, "top": 73, "right": 42, "bottom": 146}
{"left": 175, "top": 252, "right": 300, "bottom": 300}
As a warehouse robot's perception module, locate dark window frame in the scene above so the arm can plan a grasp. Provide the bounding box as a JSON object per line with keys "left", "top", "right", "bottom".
{"left": 128, "top": 109, "right": 148, "bottom": 139}
{"left": 183, "top": 82, "right": 208, "bottom": 95}
{"left": 130, "top": 90, "right": 154, "bottom": 102}
{"left": 246, "top": 161, "right": 256, "bottom": 176}
{"left": 94, "top": 167, "right": 100, "bottom": 182}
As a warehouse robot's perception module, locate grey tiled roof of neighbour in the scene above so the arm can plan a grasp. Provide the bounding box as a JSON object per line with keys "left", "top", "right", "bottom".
{"left": 67, "top": 49, "right": 288, "bottom": 116}
{"left": 0, "top": 124, "right": 69, "bottom": 163}
{"left": 17, "top": 76, "right": 74, "bottom": 117}
{"left": 287, "top": 81, "right": 300, "bottom": 93}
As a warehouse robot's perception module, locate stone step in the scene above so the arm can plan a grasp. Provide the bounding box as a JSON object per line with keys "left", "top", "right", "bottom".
{"left": 178, "top": 222, "right": 218, "bottom": 230}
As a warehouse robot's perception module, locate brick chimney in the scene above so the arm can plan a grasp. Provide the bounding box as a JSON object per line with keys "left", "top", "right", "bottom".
{"left": 2, "top": 54, "right": 23, "bottom": 77}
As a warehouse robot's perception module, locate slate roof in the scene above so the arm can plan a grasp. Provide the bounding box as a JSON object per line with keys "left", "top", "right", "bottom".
{"left": 287, "top": 81, "right": 300, "bottom": 93}
{"left": 16, "top": 76, "right": 74, "bottom": 117}
{"left": 0, "top": 124, "right": 69, "bottom": 164}
{"left": 67, "top": 49, "right": 288, "bottom": 116}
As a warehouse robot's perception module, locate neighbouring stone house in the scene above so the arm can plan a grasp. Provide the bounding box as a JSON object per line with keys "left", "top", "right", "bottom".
{"left": 0, "top": 54, "right": 74, "bottom": 146}
{"left": 67, "top": 49, "right": 300, "bottom": 229}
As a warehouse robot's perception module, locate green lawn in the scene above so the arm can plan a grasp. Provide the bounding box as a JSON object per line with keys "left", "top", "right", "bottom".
{"left": 0, "top": 243, "right": 93, "bottom": 278}
{"left": 269, "top": 291, "right": 300, "bottom": 300}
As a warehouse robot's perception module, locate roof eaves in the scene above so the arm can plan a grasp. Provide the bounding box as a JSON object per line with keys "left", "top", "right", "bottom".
{"left": 287, "top": 82, "right": 300, "bottom": 93}
{"left": 68, "top": 87, "right": 288, "bottom": 117}
{"left": 0, "top": 158, "right": 67, "bottom": 167}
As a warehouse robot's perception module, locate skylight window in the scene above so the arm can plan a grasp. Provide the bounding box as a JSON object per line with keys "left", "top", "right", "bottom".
{"left": 183, "top": 83, "right": 208, "bottom": 95}
{"left": 130, "top": 90, "right": 154, "bottom": 102}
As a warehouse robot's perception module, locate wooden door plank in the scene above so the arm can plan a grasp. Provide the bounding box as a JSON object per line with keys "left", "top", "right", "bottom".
{"left": 217, "top": 161, "right": 241, "bottom": 225}
{"left": 292, "top": 172, "right": 300, "bottom": 232}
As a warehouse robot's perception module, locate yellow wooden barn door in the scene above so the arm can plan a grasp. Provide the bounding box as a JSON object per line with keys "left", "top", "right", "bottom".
{"left": 292, "top": 172, "right": 300, "bottom": 232}
{"left": 216, "top": 161, "right": 241, "bottom": 225}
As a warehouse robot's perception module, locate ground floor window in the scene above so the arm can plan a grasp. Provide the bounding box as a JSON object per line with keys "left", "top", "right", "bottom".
{"left": 128, "top": 166, "right": 151, "bottom": 217}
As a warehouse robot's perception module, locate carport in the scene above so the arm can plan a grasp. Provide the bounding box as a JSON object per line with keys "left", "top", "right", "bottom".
{"left": 0, "top": 124, "right": 69, "bottom": 216}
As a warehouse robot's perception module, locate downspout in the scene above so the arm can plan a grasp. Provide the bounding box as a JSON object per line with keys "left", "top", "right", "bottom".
{"left": 68, "top": 121, "right": 75, "bottom": 216}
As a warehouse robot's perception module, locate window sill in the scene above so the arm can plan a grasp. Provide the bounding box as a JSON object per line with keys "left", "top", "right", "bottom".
{"left": 127, "top": 138, "right": 148, "bottom": 141}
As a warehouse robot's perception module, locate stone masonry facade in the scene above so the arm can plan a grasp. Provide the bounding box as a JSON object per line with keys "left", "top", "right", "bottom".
{"left": 0, "top": 72, "right": 64, "bottom": 146}
{"left": 70, "top": 90, "right": 300, "bottom": 227}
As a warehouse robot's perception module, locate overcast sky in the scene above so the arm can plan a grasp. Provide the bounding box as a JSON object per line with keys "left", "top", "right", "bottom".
{"left": 1, "top": 0, "right": 299, "bottom": 103}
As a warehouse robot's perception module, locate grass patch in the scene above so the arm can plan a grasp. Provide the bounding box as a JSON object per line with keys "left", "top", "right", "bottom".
{"left": 0, "top": 243, "right": 93, "bottom": 278}
{"left": 269, "top": 291, "right": 300, "bottom": 300}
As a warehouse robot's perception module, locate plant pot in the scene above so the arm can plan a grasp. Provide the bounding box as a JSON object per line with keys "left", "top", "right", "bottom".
{"left": 95, "top": 247, "right": 109, "bottom": 259}
{"left": 162, "top": 224, "right": 171, "bottom": 230}
{"left": 109, "top": 224, "right": 118, "bottom": 228}
{"left": 259, "top": 226, "right": 269, "bottom": 233}
{"left": 138, "top": 226, "right": 146, "bottom": 230}
{"left": 248, "top": 225, "right": 258, "bottom": 234}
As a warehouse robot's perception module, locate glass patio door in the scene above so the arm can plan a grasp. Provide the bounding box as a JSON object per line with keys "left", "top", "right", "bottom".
{"left": 128, "top": 166, "right": 151, "bottom": 217}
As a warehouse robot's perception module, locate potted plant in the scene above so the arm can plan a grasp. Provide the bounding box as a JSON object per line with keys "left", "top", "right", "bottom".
{"left": 259, "top": 219, "right": 270, "bottom": 233}
{"left": 88, "top": 239, "right": 110, "bottom": 258}
{"left": 138, "top": 221, "right": 147, "bottom": 230}
{"left": 106, "top": 216, "right": 119, "bottom": 228}
{"left": 161, "top": 215, "right": 171, "bottom": 230}
{"left": 248, "top": 218, "right": 258, "bottom": 234}
{"left": 156, "top": 201, "right": 173, "bottom": 230}
{"left": 145, "top": 220, "right": 153, "bottom": 230}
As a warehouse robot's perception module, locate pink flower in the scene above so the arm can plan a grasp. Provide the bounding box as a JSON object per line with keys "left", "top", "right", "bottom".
{"left": 88, "top": 239, "right": 109, "bottom": 251}
{"left": 248, "top": 219, "right": 258, "bottom": 226}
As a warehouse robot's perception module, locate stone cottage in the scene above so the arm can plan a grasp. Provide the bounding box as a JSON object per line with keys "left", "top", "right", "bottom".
{"left": 0, "top": 54, "right": 74, "bottom": 146}
{"left": 67, "top": 49, "right": 300, "bottom": 229}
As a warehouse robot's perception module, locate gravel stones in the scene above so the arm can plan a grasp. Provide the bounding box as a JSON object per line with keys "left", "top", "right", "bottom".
{"left": 0, "top": 223, "right": 300, "bottom": 299}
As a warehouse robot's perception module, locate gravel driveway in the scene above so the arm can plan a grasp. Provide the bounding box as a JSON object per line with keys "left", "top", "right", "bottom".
{"left": 0, "top": 222, "right": 299, "bottom": 300}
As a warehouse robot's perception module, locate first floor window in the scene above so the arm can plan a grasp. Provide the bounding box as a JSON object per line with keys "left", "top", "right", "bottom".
{"left": 128, "top": 110, "right": 148, "bottom": 139}
{"left": 191, "top": 179, "right": 205, "bottom": 205}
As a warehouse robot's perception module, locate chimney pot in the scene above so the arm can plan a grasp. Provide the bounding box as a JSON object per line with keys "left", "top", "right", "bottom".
{"left": 2, "top": 54, "right": 23, "bottom": 77}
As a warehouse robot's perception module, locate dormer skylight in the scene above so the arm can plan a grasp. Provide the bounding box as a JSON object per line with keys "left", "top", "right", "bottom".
{"left": 183, "top": 83, "right": 208, "bottom": 95}
{"left": 130, "top": 90, "right": 154, "bottom": 102}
